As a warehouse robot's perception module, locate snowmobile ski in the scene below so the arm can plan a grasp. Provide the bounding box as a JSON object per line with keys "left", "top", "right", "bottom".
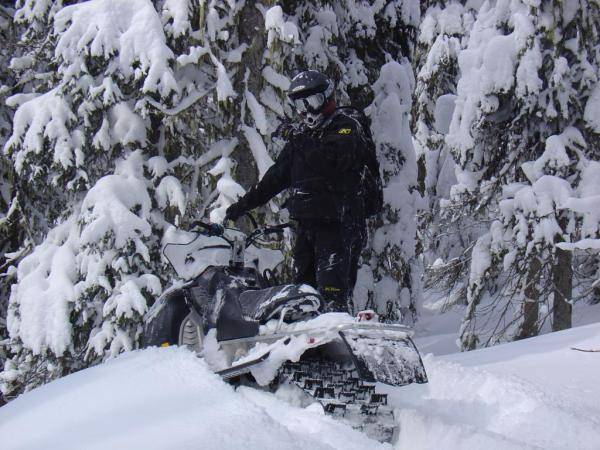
{"left": 216, "top": 350, "right": 272, "bottom": 381}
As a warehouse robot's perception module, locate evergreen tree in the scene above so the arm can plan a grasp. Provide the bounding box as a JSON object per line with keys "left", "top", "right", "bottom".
{"left": 0, "top": 0, "right": 18, "bottom": 378}
{"left": 412, "top": 0, "right": 482, "bottom": 310}
{"left": 1, "top": 0, "right": 179, "bottom": 397}
{"left": 0, "top": 1, "right": 41, "bottom": 357}
{"left": 444, "top": 0, "right": 600, "bottom": 349}
{"left": 0, "top": 0, "right": 425, "bottom": 398}
{"left": 363, "top": 60, "right": 423, "bottom": 323}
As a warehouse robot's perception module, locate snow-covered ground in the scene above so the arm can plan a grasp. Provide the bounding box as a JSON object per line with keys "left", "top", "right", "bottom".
{"left": 398, "top": 323, "right": 600, "bottom": 450}
{"left": 414, "top": 289, "right": 600, "bottom": 357}
{"left": 1, "top": 323, "right": 599, "bottom": 450}
{"left": 0, "top": 347, "right": 386, "bottom": 450}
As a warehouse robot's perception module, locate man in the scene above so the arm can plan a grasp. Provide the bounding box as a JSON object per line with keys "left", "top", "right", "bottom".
{"left": 225, "top": 70, "right": 382, "bottom": 312}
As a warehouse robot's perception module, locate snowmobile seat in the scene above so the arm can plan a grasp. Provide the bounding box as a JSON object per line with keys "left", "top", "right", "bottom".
{"left": 238, "top": 284, "right": 323, "bottom": 323}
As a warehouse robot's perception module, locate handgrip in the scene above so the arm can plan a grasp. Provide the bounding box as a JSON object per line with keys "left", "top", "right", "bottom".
{"left": 264, "top": 223, "right": 293, "bottom": 234}
{"left": 191, "top": 221, "right": 224, "bottom": 236}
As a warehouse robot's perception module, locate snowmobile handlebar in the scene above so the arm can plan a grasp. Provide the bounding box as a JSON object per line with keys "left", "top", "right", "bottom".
{"left": 246, "top": 223, "right": 290, "bottom": 242}
{"left": 189, "top": 220, "right": 292, "bottom": 249}
{"left": 190, "top": 221, "right": 225, "bottom": 237}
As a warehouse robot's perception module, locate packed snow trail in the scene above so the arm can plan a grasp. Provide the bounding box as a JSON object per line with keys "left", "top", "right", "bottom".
{"left": 1, "top": 324, "right": 600, "bottom": 450}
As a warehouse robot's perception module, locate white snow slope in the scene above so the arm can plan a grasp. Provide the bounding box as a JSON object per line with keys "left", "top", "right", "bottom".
{"left": 1, "top": 324, "right": 599, "bottom": 450}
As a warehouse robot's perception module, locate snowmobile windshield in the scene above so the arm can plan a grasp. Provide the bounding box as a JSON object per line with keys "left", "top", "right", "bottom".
{"left": 162, "top": 230, "right": 236, "bottom": 280}
{"left": 162, "top": 224, "right": 289, "bottom": 281}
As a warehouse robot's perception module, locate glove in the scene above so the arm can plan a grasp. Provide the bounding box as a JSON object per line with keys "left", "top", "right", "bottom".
{"left": 224, "top": 202, "right": 246, "bottom": 222}
{"left": 206, "top": 223, "right": 224, "bottom": 236}
{"left": 272, "top": 121, "right": 301, "bottom": 141}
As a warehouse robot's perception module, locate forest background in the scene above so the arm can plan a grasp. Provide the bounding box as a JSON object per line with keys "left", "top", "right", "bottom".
{"left": 0, "top": 0, "right": 598, "bottom": 399}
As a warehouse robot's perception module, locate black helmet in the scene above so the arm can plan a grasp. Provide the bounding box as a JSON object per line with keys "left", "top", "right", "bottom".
{"left": 288, "top": 70, "right": 334, "bottom": 128}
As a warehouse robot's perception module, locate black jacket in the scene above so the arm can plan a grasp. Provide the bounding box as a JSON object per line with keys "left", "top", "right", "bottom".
{"left": 235, "top": 108, "right": 379, "bottom": 222}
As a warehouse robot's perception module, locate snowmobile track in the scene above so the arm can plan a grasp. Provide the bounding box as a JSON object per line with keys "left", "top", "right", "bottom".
{"left": 278, "top": 358, "right": 397, "bottom": 443}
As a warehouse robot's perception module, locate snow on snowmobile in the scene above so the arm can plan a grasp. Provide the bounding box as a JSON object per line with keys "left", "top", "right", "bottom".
{"left": 142, "top": 219, "right": 428, "bottom": 442}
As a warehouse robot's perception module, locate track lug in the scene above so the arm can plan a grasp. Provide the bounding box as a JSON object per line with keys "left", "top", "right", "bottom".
{"left": 339, "top": 391, "right": 356, "bottom": 402}
{"left": 314, "top": 387, "right": 335, "bottom": 399}
{"left": 360, "top": 404, "right": 379, "bottom": 415}
{"left": 292, "top": 371, "right": 309, "bottom": 382}
{"left": 303, "top": 378, "right": 323, "bottom": 390}
{"left": 370, "top": 393, "right": 388, "bottom": 405}
{"left": 324, "top": 403, "right": 347, "bottom": 416}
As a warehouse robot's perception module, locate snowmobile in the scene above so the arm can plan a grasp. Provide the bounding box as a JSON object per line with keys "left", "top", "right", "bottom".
{"left": 142, "top": 219, "right": 428, "bottom": 442}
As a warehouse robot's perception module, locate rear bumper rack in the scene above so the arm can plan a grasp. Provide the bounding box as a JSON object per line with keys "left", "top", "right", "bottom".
{"left": 219, "top": 322, "right": 414, "bottom": 348}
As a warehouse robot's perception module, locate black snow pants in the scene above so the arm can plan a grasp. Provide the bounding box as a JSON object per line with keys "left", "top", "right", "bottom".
{"left": 293, "top": 220, "right": 366, "bottom": 313}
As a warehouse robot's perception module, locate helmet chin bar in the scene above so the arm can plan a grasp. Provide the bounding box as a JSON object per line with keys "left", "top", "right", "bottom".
{"left": 303, "top": 111, "right": 323, "bottom": 128}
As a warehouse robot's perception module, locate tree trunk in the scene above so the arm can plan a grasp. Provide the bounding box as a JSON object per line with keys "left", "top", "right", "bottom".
{"left": 552, "top": 247, "right": 572, "bottom": 331}
{"left": 592, "top": 255, "right": 600, "bottom": 305}
{"left": 231, "top": 2, "right": 265, "bottom": 192}
{"left": 514, "top": 255, "right": 541, "bottom": 340}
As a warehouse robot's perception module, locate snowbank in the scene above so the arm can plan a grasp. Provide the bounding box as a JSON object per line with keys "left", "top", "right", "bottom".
{"left": 394, "top": 323, "right": 600, "bottom": 450}
{"left": 0, "top": 347, "right": 388, "bottom": 450}
{"left": 1, "top": 323, "right": 599, "bottom": 450}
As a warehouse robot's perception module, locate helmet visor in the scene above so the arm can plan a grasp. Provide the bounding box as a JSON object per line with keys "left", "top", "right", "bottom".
{"left": 293, "top": 92, "right": 326, "bottom": 114}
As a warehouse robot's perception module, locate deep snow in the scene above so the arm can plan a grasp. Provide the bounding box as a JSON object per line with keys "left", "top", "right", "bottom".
{"left": 1, "top": 323, "right": 599, "bottom": 450}
{"left": 0, "top": 347, "right": 387, "bottom": 450}
{"left": 397, "top": 323, "right": 600, "bottom": 450}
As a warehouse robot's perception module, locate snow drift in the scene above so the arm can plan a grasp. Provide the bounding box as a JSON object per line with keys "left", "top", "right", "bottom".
{"left": 2, "top": 323, "right": 600, "bottom": 450}
{"left": 0, "top": 346, "right": 387, "bottom": 450}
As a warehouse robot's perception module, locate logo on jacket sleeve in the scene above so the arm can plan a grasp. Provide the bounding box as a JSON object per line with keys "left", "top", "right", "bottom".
{"left": 338, "top": 128, "right": 352, "bottom": 135}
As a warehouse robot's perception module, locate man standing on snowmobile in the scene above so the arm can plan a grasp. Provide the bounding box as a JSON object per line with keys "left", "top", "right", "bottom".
{"left": 224, "top": 70, "right": 382, "bottom": 313}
